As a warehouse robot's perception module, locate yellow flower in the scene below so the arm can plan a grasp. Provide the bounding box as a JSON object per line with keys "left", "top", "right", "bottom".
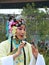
{"left": 12, "top": 26, "right": 17, "bottom": 38}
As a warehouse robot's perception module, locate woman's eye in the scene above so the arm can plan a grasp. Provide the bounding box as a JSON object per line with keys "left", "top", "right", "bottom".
{"left": 18, "top": 28, "right": 22, "bottom": 30}
{"left": 24, "top": 29, "right": 26, "bottom": 31}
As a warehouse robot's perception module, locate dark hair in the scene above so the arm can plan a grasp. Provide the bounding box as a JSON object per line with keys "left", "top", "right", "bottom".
{"left": 14, "top": 19, "right": 16, "bottom": 22}
{"left": 9, "top": 16, "right": 14, "bottom": 21}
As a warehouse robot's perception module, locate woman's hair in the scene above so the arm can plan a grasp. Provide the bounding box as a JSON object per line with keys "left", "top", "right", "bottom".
{"left": 9, "top": 16, "right": 14, "bottom": 21}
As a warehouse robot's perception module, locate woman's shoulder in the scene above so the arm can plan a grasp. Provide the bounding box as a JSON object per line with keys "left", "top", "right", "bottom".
{"left": 0, "top": 40, "right": 10, "bottom": 46}
{"left": 0, "top": 40, "right": 11, "bottom": 55}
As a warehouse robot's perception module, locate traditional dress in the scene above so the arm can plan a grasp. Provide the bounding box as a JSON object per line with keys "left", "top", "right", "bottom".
{"left": 0, "top": 39, "right": 45, "bottom": 65}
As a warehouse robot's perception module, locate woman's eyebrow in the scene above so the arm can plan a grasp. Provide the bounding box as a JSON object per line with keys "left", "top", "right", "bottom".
{"left": 17, "top": 27, "right": 22, "bottom": 28}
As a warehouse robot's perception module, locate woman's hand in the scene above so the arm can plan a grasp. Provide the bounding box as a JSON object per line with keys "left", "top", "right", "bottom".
{"left": 17, "top": 42, "right": 25, "bottom": 55}
{"left": 13, "top": 42, "right": 25, "bottom": 60}
{"left": 31, "top": 44, "right": 38, "bottom": 59}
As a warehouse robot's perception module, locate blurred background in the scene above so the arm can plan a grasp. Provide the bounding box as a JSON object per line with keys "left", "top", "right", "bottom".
{"left": 0, "top": 2, "right": 49, "bottom": 65}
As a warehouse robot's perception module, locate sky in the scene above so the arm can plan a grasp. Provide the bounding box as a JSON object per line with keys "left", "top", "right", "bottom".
{"left": 0, "top": 8, "right": 48, "bottom": 14}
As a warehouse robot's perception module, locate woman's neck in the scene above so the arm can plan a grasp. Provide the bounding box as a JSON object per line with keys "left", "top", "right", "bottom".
{"left": 14, "top": 37, "right": 22, "bottom": 44}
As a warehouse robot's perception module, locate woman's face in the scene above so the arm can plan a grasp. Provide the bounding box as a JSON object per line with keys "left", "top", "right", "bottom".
{"left": 16, "top": 25, "right": 26, "bottom": 40}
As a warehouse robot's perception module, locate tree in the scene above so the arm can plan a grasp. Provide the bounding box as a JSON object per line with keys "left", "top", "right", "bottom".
{"left": 22, "top": 3, "right": 49, "bottom": 42}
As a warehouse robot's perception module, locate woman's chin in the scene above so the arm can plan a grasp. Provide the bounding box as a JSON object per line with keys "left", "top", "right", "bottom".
{"left": 18, "top": 37, "right": 24, "bottom": 40}
{"left": 15, "top": 35, "right": 24, "bottom": 40}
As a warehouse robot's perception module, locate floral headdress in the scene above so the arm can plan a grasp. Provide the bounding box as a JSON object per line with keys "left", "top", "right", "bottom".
{"left": 11, "top": 16, "right": 26, "bottom": 39}
{"left": 11, "top": 19, "right": 25, "bottom": 27}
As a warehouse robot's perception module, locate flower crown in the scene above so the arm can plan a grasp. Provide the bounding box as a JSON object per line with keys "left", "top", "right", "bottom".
{"left": 11, "top": 19, "right": 25, "bottom": 27}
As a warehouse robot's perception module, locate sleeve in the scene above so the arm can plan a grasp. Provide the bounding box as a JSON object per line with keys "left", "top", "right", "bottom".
{"left": 27, "top": 43, "right": 36, "bottom": 65}
{"left": 0, "top": 41, "right": 14, "bottom": 65}
{"left": 36, "top": 53, "right": 45, "bottom": 65}
{"left": 1, "top": 55, "right": 14, "bottom": 65}
{"left": 29, "top": 55, "right": 36, "bottom": 65}
{"left": 29, "top": 53, "right": 46, "bottom": 65}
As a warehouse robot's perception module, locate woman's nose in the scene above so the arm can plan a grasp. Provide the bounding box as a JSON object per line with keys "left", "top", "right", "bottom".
{"left": 21, "top": 29, "right": 25, "bottom": 34}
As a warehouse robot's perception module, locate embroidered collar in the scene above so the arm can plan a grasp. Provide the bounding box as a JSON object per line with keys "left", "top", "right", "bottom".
{"left": 13, "top": 39, "right": 22, "bottom": 48}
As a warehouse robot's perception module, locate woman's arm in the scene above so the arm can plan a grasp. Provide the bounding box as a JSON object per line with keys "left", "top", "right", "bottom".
{"left": 29, "top": 44, "right": 45, "bottom": 65}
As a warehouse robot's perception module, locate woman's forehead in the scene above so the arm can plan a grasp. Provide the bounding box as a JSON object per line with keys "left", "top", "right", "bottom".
{"left": 17, "top": 25, "right": 26, "bottom": 28}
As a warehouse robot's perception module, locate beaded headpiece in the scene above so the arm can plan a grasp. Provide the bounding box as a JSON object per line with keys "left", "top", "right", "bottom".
{"left": 11, "top": 15, "right": 26, "bottom": 27}
{"left": 11, "top": 15, "right": 26, "bottom": 39}
{"left": 11, "top": 19, "right": 25, "bottom": 27}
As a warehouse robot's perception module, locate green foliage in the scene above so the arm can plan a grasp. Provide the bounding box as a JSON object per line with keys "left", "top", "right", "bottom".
{"left": 22, "top": 3, "right": 49, "bottom": 42}
{"left": 22, "top": 3, "right": 49, "bottom": 64}
{"left": 0, "top": 15, "right": 6, "bottom": 42}
{"left": 0, "top": 32, "right": 6, "bottom": 42}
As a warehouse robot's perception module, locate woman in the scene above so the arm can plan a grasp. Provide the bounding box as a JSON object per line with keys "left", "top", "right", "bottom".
{"left": 0, "top": 15, "right": 45, "bottom": 65}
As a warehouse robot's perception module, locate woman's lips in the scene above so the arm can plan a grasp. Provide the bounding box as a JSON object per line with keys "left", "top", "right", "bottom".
{"left": 20, "top": 35, "right": 24, "bottom": 37}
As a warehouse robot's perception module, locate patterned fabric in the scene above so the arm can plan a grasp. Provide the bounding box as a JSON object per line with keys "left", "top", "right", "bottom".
{"left": 0, "top": 40, "right": 36, "bottom": 65}
{"left": 9, "top": 20, "right": 14, "bottom": 33}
